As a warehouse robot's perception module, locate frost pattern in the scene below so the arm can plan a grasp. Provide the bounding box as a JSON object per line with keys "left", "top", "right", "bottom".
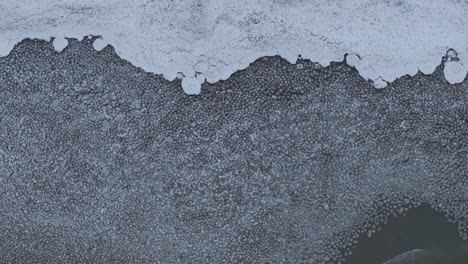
{"left": 1, "top": 0, "right": 467, "bottom": 90}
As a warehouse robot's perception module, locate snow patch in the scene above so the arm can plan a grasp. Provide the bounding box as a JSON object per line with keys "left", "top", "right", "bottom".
{"left": 176, "top": 72, "right": 185, "bottom": 80}
{"left": 444, "top": 61, "right": 467, "bottom": 84}
{"left": 182, "top": 76, "right": 201, "bottom": 95}
{"left": 196, "top": 73, "right": 206, "bottom": 84}
{"left": 52, "top": 37, "right": 68, "bottom": 52}
{"left": 354, "top": 59, "right": 381, "bottom": 83}
{"left": 345, "top": 54, "right": 361, "bottom": 68}
{"left": 419, "top": 63, "right": 438, "bottom": 75}
{"left": 1, "top": 0, "right": 467, "bottom": 90}
{"left": 373, "top": 77, "right": 388, "bottom": 89}
{"left": 93, "top": 38, "right": 108, "bottom": 51}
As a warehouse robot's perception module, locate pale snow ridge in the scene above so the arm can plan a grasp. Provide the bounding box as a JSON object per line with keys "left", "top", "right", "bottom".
{"left": 1, "top": 0, "right": 467, "bottom": 94}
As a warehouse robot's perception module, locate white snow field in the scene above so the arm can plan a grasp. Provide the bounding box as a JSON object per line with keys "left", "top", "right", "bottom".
{"left": 1, "top": 0, "right": 467, "bottom": 93}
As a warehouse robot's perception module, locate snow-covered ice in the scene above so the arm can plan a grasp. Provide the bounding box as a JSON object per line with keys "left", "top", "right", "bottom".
{"left": 196, "top": 73, "right": 206, "bottom": 84}
{"left": 92, "top": 38, "right": 108, "bottom": 51}
{"left": 182, "top": 76, "right": 201, "bottom": 95}
{"left": 52, "top": 37, "right": 68, "bottom": 52}
{"left": 1, "top": 0, "right": 467, "bottom": 93}
{"left": 345, "top": 54, "right": 361, "bottom": 68}
{"left": 444, "top": 61, "right": 467, "bottom": 85}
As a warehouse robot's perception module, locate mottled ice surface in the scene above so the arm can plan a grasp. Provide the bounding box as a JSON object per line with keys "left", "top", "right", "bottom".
{"left": 1, "top": 0, "right": 467, "bottom": 92}
{"left": 0, "top": 39, "right": 467, "bottom": 263}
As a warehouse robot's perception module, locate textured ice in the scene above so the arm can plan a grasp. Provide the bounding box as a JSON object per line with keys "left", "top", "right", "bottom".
{"left": 444, "top": 61, "right": 467, "bottom": 85}
{"left": 1, "top": 0, "right": 467, "bottom": 92}
{"left": 383, "top": 249, "right": 425, "bottom": 264}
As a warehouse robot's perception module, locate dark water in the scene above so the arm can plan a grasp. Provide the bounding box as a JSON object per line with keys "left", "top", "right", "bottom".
{"left": 345, "top": 204, "right": 468, "bottom": 264}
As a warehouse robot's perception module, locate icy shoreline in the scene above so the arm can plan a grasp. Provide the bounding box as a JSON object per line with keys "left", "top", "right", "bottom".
{"left": 1, "top": 0, "right": 467, "bottom": 93}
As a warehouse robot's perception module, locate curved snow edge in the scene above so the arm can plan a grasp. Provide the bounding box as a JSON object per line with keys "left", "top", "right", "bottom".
{"left": 2, "top": 36, "right": 467, "bottom": 94}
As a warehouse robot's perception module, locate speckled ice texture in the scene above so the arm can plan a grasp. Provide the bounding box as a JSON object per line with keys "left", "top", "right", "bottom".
{"left": 0, "top": 38, "right": 467, "bottom": 264}
{"left": 1, "top": 0, "right": 467, "bottom": 91}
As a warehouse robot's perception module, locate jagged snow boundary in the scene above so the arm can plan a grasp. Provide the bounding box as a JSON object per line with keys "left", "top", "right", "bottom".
{"left": 1, "top": 0, "right": 467, "bottom": 94}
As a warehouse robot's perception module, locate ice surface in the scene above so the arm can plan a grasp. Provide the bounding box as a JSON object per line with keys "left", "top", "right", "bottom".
{"left": 1, "top": 40, "right": 468, "bottom": 263}
{"left": 345, "top": 54, "right": 361, "bottom": 68}
{"left": 196, "top": 73, "right": 206, "bottom": 84}
{"left": 92, "top": 38, "right": 107, "bottom": 51}
{"left": 383, "top": 249, "right": 426, "bottom": 264}
{"left": 373, "top": 77, "right": 388, "bottom": 89}
{"left": 1, "top": 0, "right": 467, "bottom": 91}
{"left": 182, "top": 76, "right": 201, "bottom": 95}
{"left": 52, "top": 37, "right": 68, "bottom": 52}
{"left": 444, "top": 61, "right": 467, "bottom": 84}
